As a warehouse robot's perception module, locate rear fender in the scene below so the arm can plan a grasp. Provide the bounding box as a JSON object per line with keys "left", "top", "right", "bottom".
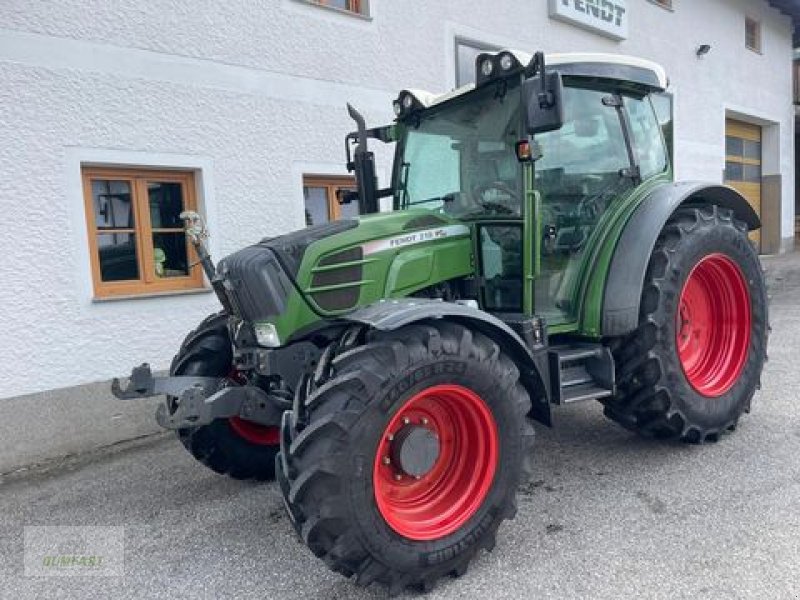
{"left": 602, "top": 182, "right": 760, "bottom": 336}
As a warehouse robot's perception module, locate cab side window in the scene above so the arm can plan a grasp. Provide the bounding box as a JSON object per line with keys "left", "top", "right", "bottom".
{"left": 625, "top": 95, "right": 668, "bottom": 179}
{"left": 536, "top": 86, "right": 629, "bottom": 187}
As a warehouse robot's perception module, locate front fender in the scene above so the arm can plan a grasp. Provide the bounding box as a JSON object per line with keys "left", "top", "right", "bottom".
{"left": 342, "top": 299, "right": 552, "bottom": 425}
{"left": 601, "top": 182, "right": 760, "bottom": 337}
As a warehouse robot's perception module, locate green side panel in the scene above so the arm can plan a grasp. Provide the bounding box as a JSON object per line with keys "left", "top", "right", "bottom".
{"left": 267, "top": 209, "right": 474, "bottom": 343}
{"left": 386, "top": 250, "right": 434, "bottom": 295}
{"left": 384, "top": 238, "right": 472, "bottom": 297}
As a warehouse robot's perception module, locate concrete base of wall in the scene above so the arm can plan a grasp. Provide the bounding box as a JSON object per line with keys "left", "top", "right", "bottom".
{"left": 0, "top": 381, "right": 162, "bottom": 474}
{"left": 780, "top": 235, "right": 796, "bottom": 254}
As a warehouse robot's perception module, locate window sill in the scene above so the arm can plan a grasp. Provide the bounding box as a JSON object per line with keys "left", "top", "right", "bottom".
{"left": 92, "top": 286, "right": 214, "bottom": 303}
{"left": 292, "top": 0, "right": 372, "bottom": 21}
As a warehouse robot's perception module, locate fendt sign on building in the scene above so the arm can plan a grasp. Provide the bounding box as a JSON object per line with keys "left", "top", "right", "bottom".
{"left": 549, "top": 0, "right": 628, "bottom": 40}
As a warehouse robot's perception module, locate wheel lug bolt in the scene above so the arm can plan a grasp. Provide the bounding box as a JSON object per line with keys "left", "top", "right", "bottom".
{"left": 387, "top": 433, "right": 394, "bottom": 442}
{"left": 394, "top": 473, "right": 402, "bottom": 481}
{"left": 421, "top": 417, "right": 429, "bottom": 426}
{"left": 382, "top": 456, "right": 391, "bottom": 465}
{"left": 402, "top": 417, "right": 410, "bottom": 425}
{"left": 415, "top": 475, "right": 421, "bottom": 480}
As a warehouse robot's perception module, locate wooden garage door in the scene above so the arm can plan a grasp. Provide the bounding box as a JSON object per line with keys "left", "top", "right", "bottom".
{"left": 724, "top": 119, "right": 762, "bottom": 249}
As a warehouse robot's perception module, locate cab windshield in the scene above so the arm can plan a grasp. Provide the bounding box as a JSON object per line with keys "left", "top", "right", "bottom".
{"left": 394, "top": 79, "right": 522, "bottom": 219}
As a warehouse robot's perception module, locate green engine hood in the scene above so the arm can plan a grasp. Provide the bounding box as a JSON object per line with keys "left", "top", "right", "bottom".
{"left": 264, "top": 209, "right": 475, "bottom": 343}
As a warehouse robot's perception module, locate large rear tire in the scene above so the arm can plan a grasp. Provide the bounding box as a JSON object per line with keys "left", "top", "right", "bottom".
{"left": 604, "top": 205, "right": 768, "bottom": 442}
{"left": 276, "top": 321, "right": 535, "bottom": 593}
{"left": 170, "top": 313, "right": 280, "bottom": 480}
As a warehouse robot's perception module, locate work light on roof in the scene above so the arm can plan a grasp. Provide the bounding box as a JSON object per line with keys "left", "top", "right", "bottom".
{"left": 475, "top": 51, "right": 527, "bottom": 87}
{"left": 393, "top": 90, "right": 428, "bottom": 119}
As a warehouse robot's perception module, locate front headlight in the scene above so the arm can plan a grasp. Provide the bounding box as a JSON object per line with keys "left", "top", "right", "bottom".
{"left": 253, "top": 321, "right": 281, "bottom": 347}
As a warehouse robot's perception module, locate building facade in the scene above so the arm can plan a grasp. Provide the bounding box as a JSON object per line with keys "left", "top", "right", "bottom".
{"left": 0, "top": 0, "right": 796, "bottom": 468}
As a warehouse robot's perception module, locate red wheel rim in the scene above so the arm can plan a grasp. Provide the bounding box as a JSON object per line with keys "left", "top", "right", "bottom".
{"left": 373, "top": 384, "right": 498, "bottom": 541}
{"left": 676, "top": 253, "right": 751, "bottom": 397}
{"left": 225, "top": 368, "right": 279, "bottom": 446}
{"left": 228, "top": 416, "right": 280, "bottom": 446}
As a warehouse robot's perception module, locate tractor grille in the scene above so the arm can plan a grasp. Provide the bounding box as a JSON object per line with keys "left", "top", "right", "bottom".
{"left": 216, "top": 246, "right": 293, "bottom": 322}
{"left": 308, "top": 247, "right": 364, "bottom": 312}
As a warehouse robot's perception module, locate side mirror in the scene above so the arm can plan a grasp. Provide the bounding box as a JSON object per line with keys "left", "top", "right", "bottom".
{"left": 523, "top": 71, "right": 565, "bottom": 135}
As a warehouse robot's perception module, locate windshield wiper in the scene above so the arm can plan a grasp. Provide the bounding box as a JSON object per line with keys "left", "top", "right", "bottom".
{"left": 406, "top": 193, "right": 457, "bottom": 207}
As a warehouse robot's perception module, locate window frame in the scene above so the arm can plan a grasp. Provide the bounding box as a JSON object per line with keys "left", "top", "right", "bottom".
{"left": 454, "top": 37, "right": 501, "bottom": 88}
{"left": 745, "top": 16, "right": 762, "bottom": 54}
{"left": 300, "top": 0, "right": 369, "bottom": 18}
{"left": 302, "top": 175, "right": 357, "bottom": 226}
{"left": 82, "top": 167, "right": 204, "bottom": 299}
{"left": 646, "top": 0, "right": 673, "bottom": 10}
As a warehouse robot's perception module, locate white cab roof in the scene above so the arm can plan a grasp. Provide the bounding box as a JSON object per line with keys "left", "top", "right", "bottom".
{"left": 400, "top": 51, "right": 668, "bottom": 110}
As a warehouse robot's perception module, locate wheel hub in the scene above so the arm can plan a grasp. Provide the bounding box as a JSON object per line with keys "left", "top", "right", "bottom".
{"left": 373, "top": 384, "right": 498, "bottom": 541}
{"left": 388, "top": 424, "right": 440, "bottom": 479}
{"left": 676, "top": 253, "right": 751, "bottom": 397}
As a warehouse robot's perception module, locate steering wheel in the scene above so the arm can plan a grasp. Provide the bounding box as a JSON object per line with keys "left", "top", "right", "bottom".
{"left": 576, "top": 193, "right": 602, "bottom": 220}
{"left": 472, "top": 181, "right": 520, "bottom": 214}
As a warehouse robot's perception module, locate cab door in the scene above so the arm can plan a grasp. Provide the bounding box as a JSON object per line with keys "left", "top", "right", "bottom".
{"left": 528, "top": 85, "right": 632, "bottom": 325}
{"left": 527, "top": 86, "right": 668, "bottom": 327}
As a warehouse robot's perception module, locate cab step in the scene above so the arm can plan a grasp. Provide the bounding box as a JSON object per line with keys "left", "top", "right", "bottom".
{"left": 548, "top": 344, "right": 615, "bottom": 405}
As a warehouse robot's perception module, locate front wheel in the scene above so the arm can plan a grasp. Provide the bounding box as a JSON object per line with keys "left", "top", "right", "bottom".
{"left": 276, "top": 322, "right": 535, "bottom": 593}
{"left": 604, "top": 205, "right": 768, "bottom": 442}
{"left": 170, "top": 312, "right": 280, "bottom": 480}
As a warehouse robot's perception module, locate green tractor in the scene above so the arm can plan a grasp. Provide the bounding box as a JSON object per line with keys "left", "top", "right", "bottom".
{"left": 113, "top": 50, "right": 768, "bottom": 592}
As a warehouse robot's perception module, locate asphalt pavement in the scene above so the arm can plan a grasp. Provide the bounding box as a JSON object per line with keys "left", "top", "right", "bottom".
{"left": 1, "top": 259, "right": 799, "bottom": 599}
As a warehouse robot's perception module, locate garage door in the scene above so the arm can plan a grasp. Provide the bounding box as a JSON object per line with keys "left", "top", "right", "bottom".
{"left": 724, "top": 119, "right": 762, "bottom": 250}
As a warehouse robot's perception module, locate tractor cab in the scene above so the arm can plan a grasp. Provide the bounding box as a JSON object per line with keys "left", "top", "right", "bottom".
{"left": 357, "top": 51, "right": 670, "bottom": 330}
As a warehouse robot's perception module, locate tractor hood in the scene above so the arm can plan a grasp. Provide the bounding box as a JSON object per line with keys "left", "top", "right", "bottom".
{"left": 216, "top": 210, "right": 474, "bottom": 334}
{"left": 283, "top": 209, "right": 474, "bottom": 314}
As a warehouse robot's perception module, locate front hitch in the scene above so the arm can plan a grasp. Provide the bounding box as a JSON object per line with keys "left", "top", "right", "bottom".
{"left": 111, "top": 364, "right": 288, "bottom": 430}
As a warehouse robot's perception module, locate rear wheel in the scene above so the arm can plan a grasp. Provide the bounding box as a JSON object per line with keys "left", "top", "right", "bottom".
{"left": 604, "top": 205, "right": 768, "bottom": 442}
{"left": 171, "top": 313, "right": 280, "bottom": 480}
{"left": 276, "top": 322, "right": 535, "bottom": 593}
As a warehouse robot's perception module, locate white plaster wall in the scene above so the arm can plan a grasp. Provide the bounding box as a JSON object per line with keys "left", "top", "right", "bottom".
{"left": 0, "top": 0, "right": 794, "bottom": 398}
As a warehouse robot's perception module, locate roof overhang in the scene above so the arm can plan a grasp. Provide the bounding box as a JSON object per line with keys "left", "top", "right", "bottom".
{"left": 766, "top": 0, "right": 800, "bottom": 47}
